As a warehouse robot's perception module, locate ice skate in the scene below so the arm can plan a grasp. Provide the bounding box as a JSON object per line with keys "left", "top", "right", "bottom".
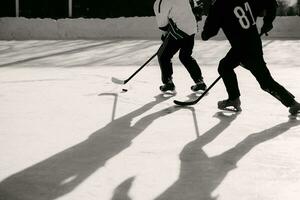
{"left": 218, "top": 98, "right": 242, "bottom": 112}
{"left": 289, "top": 101, "right": 300, "bottom": 115}
{"left": 191, "top": 80, "right": 207, "bottom": 92}
{"left": 159, "top": 80, "right": 176, "bottom": 94}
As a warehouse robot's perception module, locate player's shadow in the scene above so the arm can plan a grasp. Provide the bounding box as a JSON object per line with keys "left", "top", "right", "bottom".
{"left": 111, "top": 176, "right": 136, "bottom": 200}
{"left": 182, "top": 91, "right": 208, "bottom": 103}
{"left": 154, "top": 113, "right": 300, "bottom": 200}
{"left": 0, "top": 94, "right": 180, "bottom": 200}
{"left": 109, "top": 106, "right": 201, "bottom": 200}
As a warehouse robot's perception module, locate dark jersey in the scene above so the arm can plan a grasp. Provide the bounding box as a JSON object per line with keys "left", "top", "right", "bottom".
{"left": 202, "top": 0, "right": 277, "bottom": 54}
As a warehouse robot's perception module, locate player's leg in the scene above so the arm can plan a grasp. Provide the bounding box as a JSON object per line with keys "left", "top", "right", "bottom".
{"left": 178, "top": 34, "right": 206, "bottom": 91}
{"left": 217, "top": 49, "right": 242, "bottom": 111}
{"left": 244, "top": 55, "right": 300, "bottom": 114}
{"left": 157, "top": 35, "right": 180, "bottom": 92}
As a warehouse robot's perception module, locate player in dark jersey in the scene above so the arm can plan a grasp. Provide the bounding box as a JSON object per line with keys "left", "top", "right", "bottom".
{"left": 201, "top": 0, "right": 300, "bottom": 115}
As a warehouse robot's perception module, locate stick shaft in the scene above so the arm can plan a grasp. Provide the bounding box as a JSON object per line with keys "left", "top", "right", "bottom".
{"left": 174, "top": 34, "right": 265, "bottom": 106}
{"left": 174, "top": 76, "right": 221, "bottom": 106}
{"left": 123, "top": 33, "right": 171, "bottom": 84}
{"left": 124, "top": 52, "right": 158, "bottom": 84}
{"left": 194, "top": 76, "right": 221, "bottom": 104}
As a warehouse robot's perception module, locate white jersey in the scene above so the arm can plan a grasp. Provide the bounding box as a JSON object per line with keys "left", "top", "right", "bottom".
{"left": 153, "top": 0, "right": 198, "bottom": 37}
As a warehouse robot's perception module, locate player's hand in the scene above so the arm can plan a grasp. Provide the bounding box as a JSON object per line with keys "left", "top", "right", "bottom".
{"left": 193, "top": 2, "right": 204, "bottom": 21}
{"left": 201, "top": 31, "right": 209, "bottom": 41}
{"left": 260, "top": 23, "right": 273, "bottom": 36}
{"left": 161, "top": 34, "right": 166, "bottom": 42}
{"left": 161, "top": 32, "right": 168, "bottom": 42}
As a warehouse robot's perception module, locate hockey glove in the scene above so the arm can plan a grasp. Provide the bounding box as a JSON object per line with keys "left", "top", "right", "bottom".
{"left": 260, "top": 23, "right": 273, "bottom": 36}
{"left": 201, "top": 31, "right": 209, "bottom": 41}
{"left": 192, "top": 2, "right": 204, "bottom": 21}
{"left": 161, "top": 32, "right": 168, "bottom": 42}
{"left": 161, "top": 31, "right": 172, "bottom": 42}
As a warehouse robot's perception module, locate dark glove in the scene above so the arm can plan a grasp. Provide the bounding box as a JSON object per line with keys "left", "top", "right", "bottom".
{"left": 260, "top": 23, "right": 273, "bottom": 36}
{"left": 161, "top": 34, "right": 165, "bottom": 42}
{"left": 201, "top": 31, "right": 209, "bottom": 41}
{"left": 161, "top": 32, "right": 168, "bottom": 42}
{"left": 192, "top": 2, "right": 204, "bottom": 21}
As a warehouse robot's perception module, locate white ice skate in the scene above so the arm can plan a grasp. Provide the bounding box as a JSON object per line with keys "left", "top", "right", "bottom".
{"left": 218, "top": 98, "right": 242, "bottom": 112}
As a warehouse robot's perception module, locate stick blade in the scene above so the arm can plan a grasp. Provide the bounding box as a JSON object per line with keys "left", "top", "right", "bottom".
{"left": 173, "top": 99, "right": 197, "bottom": 106}
{"left": 111, "top": 77, "right": 125, "bottom": 85}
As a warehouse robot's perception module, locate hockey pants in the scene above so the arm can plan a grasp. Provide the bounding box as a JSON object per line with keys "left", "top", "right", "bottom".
{"left": 218, "top": 48, "right": 295, "bottom": 107}
{"left": 157, "top": 34, "right": 203, "bottom": 84}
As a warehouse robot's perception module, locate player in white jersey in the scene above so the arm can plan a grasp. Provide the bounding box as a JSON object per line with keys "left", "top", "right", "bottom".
{"left": 153, "top": 0, "right": 207, "bottom": 92}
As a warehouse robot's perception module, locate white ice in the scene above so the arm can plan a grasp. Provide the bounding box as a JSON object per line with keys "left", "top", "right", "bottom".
{"left": 0, "top": 39, "right": 300, "bottom": 200}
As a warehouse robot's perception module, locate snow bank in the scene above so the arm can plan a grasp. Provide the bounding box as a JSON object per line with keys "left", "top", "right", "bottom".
{"left": 0, "top": 16, "right": 299, "bottom": 40}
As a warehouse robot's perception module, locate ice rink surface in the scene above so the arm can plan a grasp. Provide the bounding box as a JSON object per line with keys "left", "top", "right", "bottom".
{"left": 0, "top": 39, "right": 300, "bottom": 200}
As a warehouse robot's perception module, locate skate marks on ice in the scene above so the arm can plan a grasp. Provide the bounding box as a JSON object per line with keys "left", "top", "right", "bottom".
{"left": 0, "top": 94, "right": 181, "bottom": 200}
{"left": 0, "top": 40, "right": 121, "bottom": 68}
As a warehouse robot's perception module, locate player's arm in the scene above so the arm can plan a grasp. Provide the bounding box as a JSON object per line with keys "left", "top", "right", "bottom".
{"left": 261, "top": 0, "right": 278, "bottom": 35}
{"left": 201, "top": 2, "right": 221, "bottom": 41}
{"left": 263, "top": 0, "right": 277, "bottom": 24}
{"left": 154, "top": 0, "right": 171, "bottom": 31}
{"left": 190, "top": 0, "right": 204, "bottom": 21}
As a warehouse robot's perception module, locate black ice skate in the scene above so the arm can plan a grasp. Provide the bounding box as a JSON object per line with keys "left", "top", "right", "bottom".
{"left": 218, "top": 98, "right": 242, "bottom": 112}
{"left": 191, "top": 80, "right": 207, "bottom": 92}
{"left": 289, "top": 101, "right": 300, "bottom": 115}
{"left": 159, "top": 80, "right": 176, "bottom": 93}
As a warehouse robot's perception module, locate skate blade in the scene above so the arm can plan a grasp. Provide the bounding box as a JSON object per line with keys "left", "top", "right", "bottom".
{"left": 194, "top": 90, "right": 208, "bottom": 96}
{"left": 289, "top": 111, "right": 300, "bottom": 119}
{"left": 162, "top": 90, "right": 177, "bottom": 97}
{"left": 289, "top": 109, "right": 300, "bottom": 115}
{"left": 219, "top": 106, "right": 242, "bottom": 113}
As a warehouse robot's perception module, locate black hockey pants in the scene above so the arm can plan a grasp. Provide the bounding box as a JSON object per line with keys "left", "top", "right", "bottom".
{"left": 218, "top": 48, "right": 295, "bottom": 107}
{"left": 157, "top": 34, "right": 203, "bottom": 84}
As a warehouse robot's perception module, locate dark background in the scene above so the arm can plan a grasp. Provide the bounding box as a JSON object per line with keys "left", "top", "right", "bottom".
{"left": 0, "top": 0, "right": 299, "bottom": 18}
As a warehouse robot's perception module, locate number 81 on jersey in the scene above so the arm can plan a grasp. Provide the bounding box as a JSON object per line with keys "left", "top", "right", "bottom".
{"left": 234, "top": 2, "right": 256, "bottom": 29}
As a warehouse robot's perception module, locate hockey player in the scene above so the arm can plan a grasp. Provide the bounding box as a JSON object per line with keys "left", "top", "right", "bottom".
{"left": 153, "top": 0, "right": 207, "bottom": 93}
{"left": 201, "top": 0, "right": 300, "bottom": 115}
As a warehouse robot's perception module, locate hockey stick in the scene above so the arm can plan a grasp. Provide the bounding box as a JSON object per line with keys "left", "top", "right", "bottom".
{"left": 173, "top": 76, "right": 221, "bottom": 106}
{"left": 111, "top": 52, "right": 158, "bottom": 85}
{"left": 173, "top": 31, "right": 268, "bottom": 106}
{"left": 111, "top": 32, "right": 171, "bottom": 85}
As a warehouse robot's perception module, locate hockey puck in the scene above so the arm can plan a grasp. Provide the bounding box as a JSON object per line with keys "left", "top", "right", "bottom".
{"left": 122, "top": 89, "right": 128, "bottom": 92}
